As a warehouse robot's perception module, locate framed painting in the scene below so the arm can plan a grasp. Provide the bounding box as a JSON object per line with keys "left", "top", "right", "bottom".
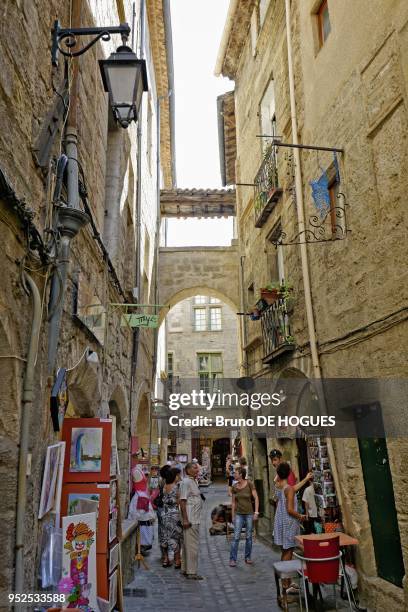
{"left": 61, "top": 512, "right": 97, "bottom": 610}
{"left": 109, "top": 542, "right": 119, "bottom": 574}
{"left": 108, "top": 511, "right": 117, "bottom": 543}
{"left": 109, "top": 569, "right": 118, "bottom": 611}
{"left": 61, "top": 483, "right": 111, "bottom": 553}
{"left": 61, "top": 418, "right": 112, "bottom": 482}
{"left": 39, "top": 443, "right": 64, "bottom": 519}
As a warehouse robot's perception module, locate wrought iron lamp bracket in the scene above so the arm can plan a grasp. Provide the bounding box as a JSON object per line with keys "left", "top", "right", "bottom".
{"left": 51, "top": 20, "right": 131, "bottom": 67}
{"left": 272, "top": 192, "right": 351, "bottom": 246}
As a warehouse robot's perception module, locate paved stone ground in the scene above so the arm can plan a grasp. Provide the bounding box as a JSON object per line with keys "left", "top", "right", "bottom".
{"left": 124, "top": 483, "right": 360, "bottom": 612}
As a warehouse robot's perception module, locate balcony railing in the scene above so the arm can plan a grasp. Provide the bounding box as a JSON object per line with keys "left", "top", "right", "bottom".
{"left": 261, "top": 297, "right": 295, "bottom": 363}
{"left": 254, "top": 145, "right": 283, "bottom": 228}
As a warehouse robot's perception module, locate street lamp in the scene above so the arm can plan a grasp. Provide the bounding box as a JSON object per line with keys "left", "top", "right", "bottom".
{"left": 51, "top": 20, "right": 148, "bottom": 129}
{"left": 99, "top": 45, "right": 148, "bottom": 128}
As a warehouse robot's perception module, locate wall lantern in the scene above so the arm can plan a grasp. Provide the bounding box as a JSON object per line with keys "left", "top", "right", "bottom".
{"left": 51, "top": 20, "right": 148, "bottom": 129}
{"left": 99, "top": 46, "right": 148, "bottom": 128}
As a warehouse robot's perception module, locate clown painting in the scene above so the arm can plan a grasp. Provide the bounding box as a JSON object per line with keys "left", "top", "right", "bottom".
{"left": 62, "top": 512, "right": 97, "bottom": 610}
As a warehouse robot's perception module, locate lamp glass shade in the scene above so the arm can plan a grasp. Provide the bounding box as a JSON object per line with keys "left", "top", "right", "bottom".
{"left": 99, "top": 47, "right": 148, "bottom": 128}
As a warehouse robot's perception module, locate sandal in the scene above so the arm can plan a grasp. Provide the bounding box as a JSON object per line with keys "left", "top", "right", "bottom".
{"left": 229, "top": 560, "right": 236, "bottom": 567}
{"left": 245, "top": 559, "right": 253, "bottom": 565}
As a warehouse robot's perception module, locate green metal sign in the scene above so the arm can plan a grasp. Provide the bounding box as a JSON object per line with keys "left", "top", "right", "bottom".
{"left": 121, "top": 313, "right": 159, "bottom": 328}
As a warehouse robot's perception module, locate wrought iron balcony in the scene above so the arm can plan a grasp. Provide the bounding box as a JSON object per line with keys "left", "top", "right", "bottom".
{"left": 261, "top": 297, "right": 295, "bottom": 363}
{"left": 254, "top": 145, "right": 283, "bottom": 228}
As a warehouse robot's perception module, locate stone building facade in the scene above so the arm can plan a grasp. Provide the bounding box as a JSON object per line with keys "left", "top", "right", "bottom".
{"left": 166, "top": 294, "right": 240, "bottom": 470}
{"left": 216, "top": 0, "right": 408, "bottom": 609}
{"left": 0, "top": 0, "right": 174, "bottom": 593}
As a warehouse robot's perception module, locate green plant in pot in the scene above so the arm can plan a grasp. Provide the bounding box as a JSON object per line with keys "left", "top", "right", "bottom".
{"left": 260, "top": 281, "right": 281, "bottom": 304}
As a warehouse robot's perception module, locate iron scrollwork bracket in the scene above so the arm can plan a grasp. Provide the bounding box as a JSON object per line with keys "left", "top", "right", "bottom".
{"left": 51, "top": 20, "right": 131, "bottom": 67}
{"left": 272, "top": 192, "right": 351, "bottom": 246}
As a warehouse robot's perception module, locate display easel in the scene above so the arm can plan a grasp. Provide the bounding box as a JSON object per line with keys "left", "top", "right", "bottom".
{"left": 134, "top": 525, "right": 149, "bottom": 570}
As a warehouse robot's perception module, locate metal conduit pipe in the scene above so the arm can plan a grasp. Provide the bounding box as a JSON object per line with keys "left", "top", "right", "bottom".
{"left": 14, "top": 271, "right": 42, "bottom": 592}
{"left": 284, "top": 0, "right": 342, "bottom": 505}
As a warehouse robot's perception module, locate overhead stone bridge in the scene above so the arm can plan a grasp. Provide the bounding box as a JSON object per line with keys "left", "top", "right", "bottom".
{"left": 158, "top": 243, "right": 240, "bottom": 323}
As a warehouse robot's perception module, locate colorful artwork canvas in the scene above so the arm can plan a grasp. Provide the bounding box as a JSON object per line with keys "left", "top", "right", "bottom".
{"left": 39, "top": 443, "right": 63, "bottom": 519}
{"left": 70, "top": 427, "right": 102, "bottom": 473}
{"left": 62, "top": 418, "right": 112, "bottom": 482}
{"left": 62, "top": 512, "right": 97, "bottom": 610}
{"left": 68, "top": 493, "right": 100, "bottom": 517}
{"left": 61, "top": 484, "right": 111, "bottom": 553}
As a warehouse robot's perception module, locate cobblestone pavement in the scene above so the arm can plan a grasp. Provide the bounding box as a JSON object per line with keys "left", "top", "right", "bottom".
{"left": 124, "top": 483, "right": 358, "bottom": 612}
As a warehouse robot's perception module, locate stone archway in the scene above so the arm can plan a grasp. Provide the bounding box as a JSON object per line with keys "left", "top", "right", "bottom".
{"left": 158, "top": 245, "right": 240, "bottom": 324}
{"left": 109, "top": 386, "right": 129, "bottom": 510}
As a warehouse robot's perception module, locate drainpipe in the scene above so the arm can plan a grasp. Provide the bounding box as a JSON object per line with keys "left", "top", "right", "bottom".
{"left": 284, "top": 0, "right": 342, "bottom": 504}
{"left": 239, "top": 255, "right": 248, "bottom": 375}
{"left": 14, "top": 272, "right": 42, "bottom": 592}
{"left": 48, "top": 0, "right": 89, "bottom": 373}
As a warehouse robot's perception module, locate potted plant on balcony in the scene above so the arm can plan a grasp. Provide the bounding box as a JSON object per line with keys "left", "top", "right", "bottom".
{"left": 254, "top": 191, "right": 267, "bottom": 214}
{"left": 260, "top": 282, "right": 281, "bottom": 304}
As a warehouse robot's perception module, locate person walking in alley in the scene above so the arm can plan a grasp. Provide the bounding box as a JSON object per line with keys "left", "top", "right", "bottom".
{"left": 159, "top": 467, "right": 183, "bottom": 568}
{"left": 179, "top": 462, "right": 204, "bottom": 580}
{"left": 274, "top": 462, "right": 307, "bottom": 604}
{"left": 229, "top": 466, "right": 259, "bottom": 567}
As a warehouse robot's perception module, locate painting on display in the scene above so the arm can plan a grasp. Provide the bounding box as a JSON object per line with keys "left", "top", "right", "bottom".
{"left": 39, "top": 443, "right": 64, "bottom": 519}
{"left": 109, "top": 542, "right": 119, "bottom": 574}
{"left": 62, "top": 512, "right": 97, "bottom": 610}
{"left": 109, "top": 569, "right": 118, "bottom": 611}
{"left": 61, "top": 484, "right": 111, "bottom": 553}
{"left": 108, "top": 512, "right": 117, "bottom": 543}
{"left": 62, "top": 418, "right": 112, "bottom": 482}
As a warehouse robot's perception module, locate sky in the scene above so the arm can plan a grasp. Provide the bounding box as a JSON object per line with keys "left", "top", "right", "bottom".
{"left": 165, "top": 0, "right": 234, "bottom": 247}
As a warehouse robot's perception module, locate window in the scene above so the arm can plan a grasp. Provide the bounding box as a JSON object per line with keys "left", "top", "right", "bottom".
{"left": 267, "top": 222, "right": 285, "bottom": 283}
{"left": 197, "top": 353, "right": 223, "bottom": 394}
{"left": 260, "top": 79, "right": 277, "bottom": 150}
{"left": 210, "top": 307, "right": 222, "bottom": 331}
{"left": 247, "top": 282, "right": 255, "bottom": 310}
{"left": 193, "top": 308, "right": 207, "bottom": 331}
{"left": 192, "top": 296, "right": 223, "bottom": 331}
{"left": 317, "top": 0, "right": 331, "bottom": 47}
{"left": 167, "top": 352, "right": 174, "bottom": 382}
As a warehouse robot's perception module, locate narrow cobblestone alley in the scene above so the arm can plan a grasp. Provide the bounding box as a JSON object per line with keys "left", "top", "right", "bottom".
{"left": 124, "top": 482, "right": 279, "bottom": 611}
{"left": 124, "top": 483, "right": 355, "bottom": 612}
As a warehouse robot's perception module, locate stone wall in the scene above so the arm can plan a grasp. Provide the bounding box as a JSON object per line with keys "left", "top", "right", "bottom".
{"left": 221, "top": 0, "right": 408, "bottom": 608}
{"left": 158, "top": 245, "right": 240, "bottom": 317}
{"left": 0, "top": 0, "right": 162, "bottom": 592}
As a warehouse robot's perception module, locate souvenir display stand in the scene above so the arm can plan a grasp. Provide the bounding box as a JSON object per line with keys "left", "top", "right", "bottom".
{"left": 308, "top": 437, "right": 341, "bottom": 529}
{"left": 61, "top": 417, "right": 124, "bottom": 611}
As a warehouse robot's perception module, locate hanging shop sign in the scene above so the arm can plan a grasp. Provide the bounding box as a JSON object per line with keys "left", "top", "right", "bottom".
{"left": 121, "top": 313, "right": 159, "bottom": 328}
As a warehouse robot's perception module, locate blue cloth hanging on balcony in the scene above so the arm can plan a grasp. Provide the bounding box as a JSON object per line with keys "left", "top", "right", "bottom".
{"left": 310, "top": 152, "right": 341, "bottom": 219}
{"left": 310, "top": 169, "right": 330, "bottom": 219}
